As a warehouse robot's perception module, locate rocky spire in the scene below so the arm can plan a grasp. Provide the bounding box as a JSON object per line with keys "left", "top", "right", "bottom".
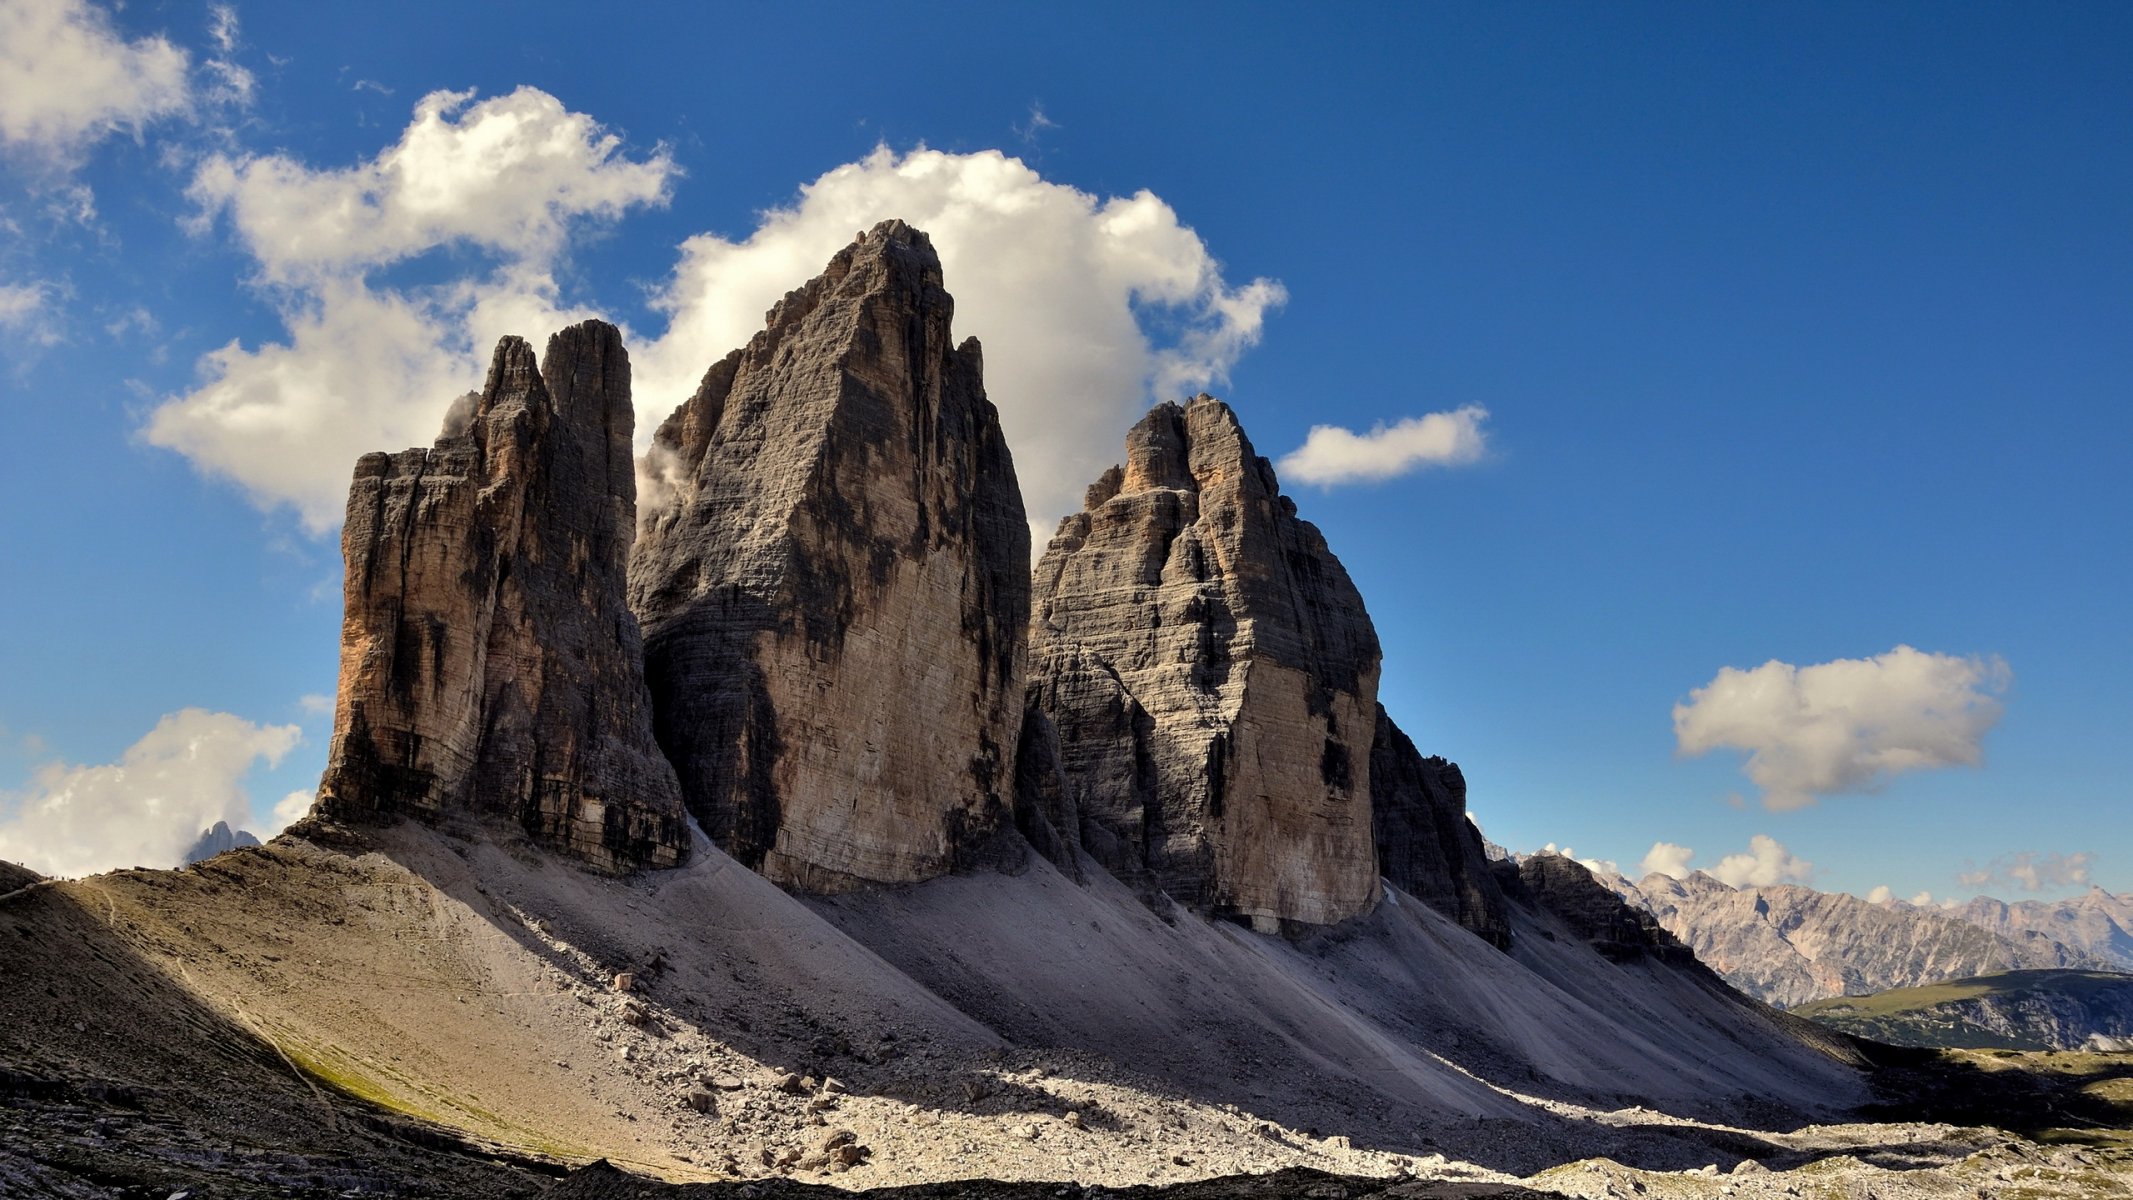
{"left": 1028, "top": 395, "right": 1382, "bottom": 930}
{"left": 313, "top": 321, "right": 689, "bottom": 874}
{"left": 1369, "top": 708, "right": 1513, "bottom": 948}
{"left": 628, "top": 220, "right": 1030, "bottom": 892}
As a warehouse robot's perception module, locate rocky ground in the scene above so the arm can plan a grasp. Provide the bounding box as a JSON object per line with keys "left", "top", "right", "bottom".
{"left": 4, "top": 832, "right": 2130, "bottom": 1198}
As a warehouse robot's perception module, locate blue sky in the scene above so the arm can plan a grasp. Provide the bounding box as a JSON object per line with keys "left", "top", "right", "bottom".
{"left": 1, "top": 0, "right": 2126, "bottom": 903}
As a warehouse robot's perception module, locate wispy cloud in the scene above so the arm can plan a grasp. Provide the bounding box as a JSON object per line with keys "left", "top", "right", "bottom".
{"left": 1958, "top": 850, "right": 2093, "bottom": 893}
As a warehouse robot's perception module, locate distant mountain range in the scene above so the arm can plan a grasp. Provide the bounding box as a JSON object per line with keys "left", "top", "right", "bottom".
{"left": 180, "top": 820, "right": 260, "bottom": 866}
{"left": 1604, "top": 869, "right": 2133, "bottom": 1009}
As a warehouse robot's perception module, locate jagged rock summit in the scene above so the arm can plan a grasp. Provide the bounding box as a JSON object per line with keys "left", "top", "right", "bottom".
{"left": 628, "top": 220, "right": 1030, "bottom": 892}
{"left": 1370, "top": 707, "right": 1513, "bottom": 947}
{"left": 181, "top": 820, "right": 260, "bottom": 865}
{"left": 1027, "top": 395, "right": 1383, "bottom": 930}
{"left": 312, "top": 321, "right": 689, "bottom": 873}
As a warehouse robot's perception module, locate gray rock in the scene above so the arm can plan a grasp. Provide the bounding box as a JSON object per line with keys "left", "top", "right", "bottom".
{"left": 629, "top": 220, "right": 1030, "bottom": 892}
{"left": 311, "top": 321, "right": 689, "bottom": 873}
{"left": 1028, "top": 395, "right": 1381, "bottom": 929}
{"left": 181, "top": 821, "right": 260, "bottom": 866}
{"left": 1368, "top": 711, "right": 1512, "bottom": 949}
{"left": 1620, "top": 871, "right": 2116, "bottom": 1008}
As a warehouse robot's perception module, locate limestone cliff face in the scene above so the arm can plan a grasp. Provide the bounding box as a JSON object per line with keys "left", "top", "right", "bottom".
{"left": 1028, "top": 396, "right": 1381, "bottom": 929}
{"left": 628, "top": 221, "right": 1030, "bottom": 892}
{"left": 1620, "top": 872, "right": 2109, "bottom": 1008}
{"left": 314, "top": 322, "right": 689, "bottom": 874}
{"left": 1369, "top": 708, "right": 1512, "bottom": 948}
{"left": 1509, "top": 855, "right": 1700, "bottom": 967}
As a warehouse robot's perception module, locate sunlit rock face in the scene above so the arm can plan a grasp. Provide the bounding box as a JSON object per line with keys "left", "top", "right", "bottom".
{"left": 1028, "top": 395, "right": 1382, "bottom": 930}
{"left": 628, "top": 221, "right": 1031, "bottom": 893}
{"left": 315, "top": 321, "right": 689, "bottom": 874}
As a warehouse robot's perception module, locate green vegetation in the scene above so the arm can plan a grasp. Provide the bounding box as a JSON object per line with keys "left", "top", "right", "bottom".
{"left": 1794, "top": 969, "right": 2133, "bottom": 1051}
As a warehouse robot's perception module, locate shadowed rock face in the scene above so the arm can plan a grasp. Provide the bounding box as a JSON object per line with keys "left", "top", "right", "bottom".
{"left": 1029, "top": 396, "right": 1381, "bottom": 930}
{"left": 1369, "top": 707, "right": 1513, "bottom": 949}
{"left": 628, "top": 220, "right": 1030, "bottom": 893}
{"left": 1508, "top": 855, "right": 1698, "bottom": 966}
{"left": 313, "top": 321, "right": 689, "bottom": 874}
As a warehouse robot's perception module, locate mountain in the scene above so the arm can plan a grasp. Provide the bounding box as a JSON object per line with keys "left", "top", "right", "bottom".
{"left": 1959, "top": 889, "right": 2133, "bottom": 972}
{"left": 180, "top": 820, "right": 260, "bottom": 865}
{"left": 24, "top": 222, "right": 2094, "bottom": 1198}
{"left": 1615, "top": 872, "right": 2115, "bottom": 1008}
{"left": 1027, "top": 395, "right": 1384, "bottom": 930}
{"left": 1793, "top": 969, "right": 2133, "bottom": 1051}
{"left": 310, "top": 321, "right": 689, "bottom": 873}
{"left": 628, "top": 221, "right": 1028, "bottom": 893}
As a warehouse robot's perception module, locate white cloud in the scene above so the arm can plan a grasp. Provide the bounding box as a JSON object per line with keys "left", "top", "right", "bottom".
{"left": 146, "top": 118, "right": 1284, "bottom": 536}
{"left": 0, "top": 279, "right": 61, "bottom": 345}
{"left": 1708, "top": 834, "right": 1814, "bottom": 889}
{"left": 1640, "top": 834, "right": 1814, "bottom": 889}
{"left": 633, "top": 145, "right": 1286, "bottom": 532}
{"left": 267, "top": 789, "right": 313, "bottom": 836}
{"left": 199, "top": 4, "right": 253, "bottom": 111}
{"left": 1960, "top": 851, "right": 2094, "bottom": 894}
{"left": 1638, "top": 841, "right": 1696, "bottom": 880}
{"left": 1866, "top": 885, "right": 1893, "bottom": 904}
{"left": 297, "top": 693, "right": 334, "bottom": 717}
{"left": 1276, "top": 406, "right": 1489, "bottom": 486}
{"left": 1539, "top": 843, "right": 1620, "bottom": 879}
{"left": 145, "top": 87, "right": 678, "bottom": 531}
{"left": 0, "top": 709, "right": 301, "bottom": 879}
{"left": 1909, "top": 890, "right": 1935, "bottom": 907}
{"left": 1673, "top": 645, "right": 2009, "bottom": 810}
{"left": 0, "top": 0, "right": 191, "bottom": 162}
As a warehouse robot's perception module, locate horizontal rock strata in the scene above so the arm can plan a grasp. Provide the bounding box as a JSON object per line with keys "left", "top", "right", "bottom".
{"left": 313, "top": 322, "right": 688, "bottom": 873}
{"left": 1029, "top": 395, "right": 1381, "bottom": 929}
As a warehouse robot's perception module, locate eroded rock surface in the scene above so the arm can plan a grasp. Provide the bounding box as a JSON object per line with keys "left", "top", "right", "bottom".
{"left": 313, "top": 322, "right": 688, "bottom": 873}
{"left": 628, "top": 220, "right": 1029, "bottom": 892}
{"left": 1028, "top": 395, "right": 1380, "bottom": 929}
{"left": 1509, "top": 855, "right": 1700, "bottom": 966}
{"left": 1370, "top": 709, "right": 1513, "bottom": 948}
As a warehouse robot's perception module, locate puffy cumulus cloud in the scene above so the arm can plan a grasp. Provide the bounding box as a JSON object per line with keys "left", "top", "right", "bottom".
{"left": 1276, "top": 406, "right": 1489, "bottom": 487}
{"left": 632, "top": 146, "right": 1286, "bottom": 532}
{"left": 1960, "top": 851, "right": 2094, "bottom": 894}
{"left": 0, "top": 709, "right": 301, "bottom": 879}
{"left": 0, "top": 0, "right": 190, "bottom": 162}
{"left": 1539, "top": 843, "right": 1620, "bottom": 879}
{"left": 1709, "top": 834, "right": 1814, "bottom": 889}
{"left": 267, "top": 789, "right": 314, "bottom": 836}
{"left": 1638, "top": 841, "right": 1696, "bottom": 880}
{"left": 1866, "top": 885, "right": 1894, "bottom": 904}
{"left": 1673, "top": 645, "right": 2009, "bottom": 811}
{"left": 145, "top": 87, "right": 678, "bottom": 531}
{"left": 1639, "top": 835, "right": 1814, "bottom": 888}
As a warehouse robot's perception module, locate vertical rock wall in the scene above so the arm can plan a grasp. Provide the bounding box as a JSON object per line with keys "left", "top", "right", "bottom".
{"left": 1028, "top": 396, "right": 1382, "bottom": 929}
{"left": 1369, "top": 706, "right": 1513, "bottom": 948}
{"left": 627, "top": 221, "right": 1030, "bottom": 892}
{"left": 314, "top": 322, "right": 689, "bottom": 873}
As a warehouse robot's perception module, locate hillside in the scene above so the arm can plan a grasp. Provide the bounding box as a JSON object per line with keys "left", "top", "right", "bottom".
{"left": 1615, "top": 872, "right": 2115, "bottom": 1008}
{"left": 1794, "top": 970, "right": 2133, "bottom": 1051}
